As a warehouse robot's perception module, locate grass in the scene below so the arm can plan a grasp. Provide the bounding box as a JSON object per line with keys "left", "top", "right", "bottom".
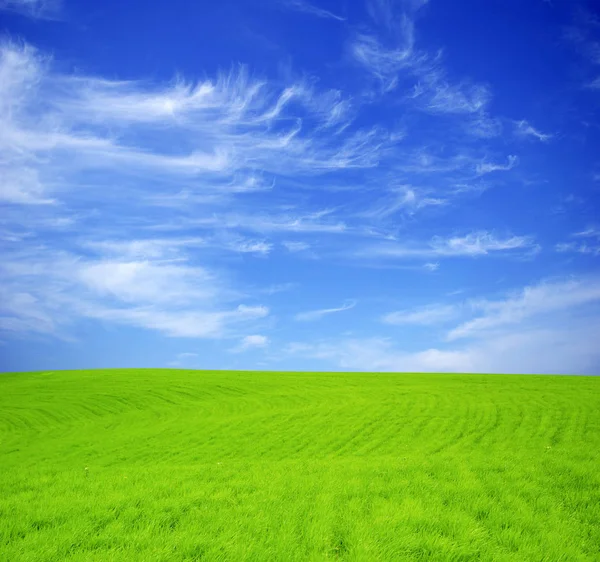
{"left": 0, "top": 370, "right": 599, "bottom": 561}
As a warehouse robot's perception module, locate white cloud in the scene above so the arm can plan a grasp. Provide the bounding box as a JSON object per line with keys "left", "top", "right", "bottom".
{"left": 555, "top": 228, "right": 600, "bottom": 257}
{"left": 242, "top": 334, "right": 269, "bottom": 347}
{"left": 382, "top": 278, "right": 600, "bottom": 337}
{"left": 352, "top": 0, "right": 500, "bottom": 152}
{"left": 295, "top": 299, "right": 356, "bottom": 321}
{"left": 359, "top": 231, "right": 537, "bottom": 260}
{"left": 168, "top": 352, "right": 199, "bottom": 367}
{"left": 574, "top": 227, "right": 600, "bottom": 239}
{"left": 514, "top": 120, "right": 553, "bottom": 142}
{"left": 226, "top": 238, "right": 273, "bottom": 255}
{"left": 0, "top": 15, "right": 572, "bottom": 355}
{"left": 447, "top": 277, "right": 600, "bottom": 340}
{"left": 260, "top": 282, "right": 297, "bottom": 295}
{"left": 84, "top": 238, "right": 207, "bottom": 260}
{"left": 285, "top": 277, "right": 600, "bottom": 374}
{"left": 85, "top": 236, "right": 273, "bottom": 259}
{"left": 423, "top": 262, "right": 439, "bottom": 271}
{"left": 282, "top": 241, "right": 310, "bottom": 252}
{"left": 82, "top": 304, "right": 268, "bottom": 339}
{"left": 0, "top": 245, "right": 269, "bottom": 339}
{"left": 0, "top": 287, "right": 59, "bottom": 335}
{"left": 565, "top": 14, "right": 600, "bottom": 65}
{"left": 285, "top": 337, "right": 477, "bottom": 372}
{"left": 191, "top": 211, "right": 347, "bottom": 234}
{"left": 0, "top": 41, "right": 389, "bottom": 211}
{"left": 475, "top": 155, "right": 518, "bottom": 175}
{"left": 556, "top": 242, "right": 600, "bottom": 256}
{"left": 231, "top": 334, "right": 270, "bottom": 353}
{"left": 0, "top": 0, "right": 59, "bottom": 18}
{"left": 350, "top": 0, "right": 428, "bottom": 93}
{"left": 0, "top": 30, "right": 516, "bottom": 282}
{"left": 431, "top": 231, "right": 533, "bottom": 256}
{"left": 3, "top": 41, "right": 404, "bottom": 347}
{"left": 422, "top": 82, "right": 490, "bottom": 114}
{"left": 362, "top": 185, "right": 447, "bottom": 218}
{"left": 351, "top": 28, "right": 421, "bottom": 91}
{"left": 383, "top": 303, "right": 458, "bottom": 325}
{"left": 464, "top": 113, "right": 502, "bottom": 138}
{"left": 77, "top": 261, "right": 217, "bottom": 305}
{"left": 282, "top": 0, "right": 345, "bottom": 21}
{"left": 366, "top": 0, "right": 395, "bottom": 29}
{"left": 409, "top": 150, "right": 466, "bottom": 173}
{"left": 0, "top": 168, "right": 55, "bottom": 205}
{"left": 284, "top": 325, "right": 600, "bottom": 374}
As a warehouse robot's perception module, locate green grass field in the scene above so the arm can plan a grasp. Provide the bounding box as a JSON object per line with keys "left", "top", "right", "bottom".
{"left": 1, "top": 370, "right": 599, "bottom": 561}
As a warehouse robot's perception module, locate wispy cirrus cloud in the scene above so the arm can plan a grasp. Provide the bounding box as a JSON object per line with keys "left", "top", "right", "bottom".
{"left": 360, "top": 184, "right": 447, "bottom": 219}
{"left": 171, "top": 210, "right": 350, "bottom": 239}
{"left": 464, "top": 112, "right": 502, "bottom": 139}
{"left": 0, "top": 40, "right": 388, "bottom": 207}
{"left": 0, "top": 37, "right": 394, "bottom": 342}
{"left": 0, "top": 19, "right": 526, "bottom": 263}
{"left": 225, "top": 238, "right": 273, "bottom": 255}
{"left": 514, "top": 120, "right": 553, "bottom": 142}
{"left": 350, "top": 0, "right": 501, "bottom": 152}
{"left": 431, "top": 231, "right": 533, "bottom": 256}
{"left": 349, "top": 0, "right": 430, "bottom": 92}
{"left": 357, "top": 231, "right": 537, "bottom": 261}
{"left": 351, "top": 28, "right": 422, "bottom": 92}
{"left": 475, "top": 155, "right": 518, "bottom": 175}
{"left": 82, "top": 238, "right": 207, "bottom": 260}
{"left": 416, "top": 80, "right": 491, "bottom": 114}
{"left": 0, "top": 0, "right": 59, "bottom": 18}
{"left": 556, "top": 242, "right": 600, "bottom": 256}
{"left": 564, "top": 9, "right": 600, "bottom": 90}
{"left": 0, "top": 0, "right": 551, "bottom": 354}
{"left": 382, "top": 303, "right": 458, "bottom": 325}
{"left": 565, "top": 10, "right": 600, "bottom": 64}
{"left": 295, "top": 299, "right": 356, "bottom": 321}
{"left": 574, "top": 226, "right": 600, "bottom": 239}
{"left": 84, "top": 235, "right": 272, "bottom": 259}
{"left": 423, "top": 262, "right": 439, "bottom": 272}
{"left": 555, "top": 227, "right": 600, "bottom": 257}
{"left": 281, "top": 0, "right": 345, "bottom": 21}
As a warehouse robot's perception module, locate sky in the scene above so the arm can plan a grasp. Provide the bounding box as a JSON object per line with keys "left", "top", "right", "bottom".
{"left": 0, "top": 0, "right": 599, "bottom": 374}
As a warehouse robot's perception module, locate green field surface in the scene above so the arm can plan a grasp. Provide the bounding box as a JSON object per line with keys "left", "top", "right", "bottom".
{"left": 1, "top": 370, "right": 599, "bottom": 561}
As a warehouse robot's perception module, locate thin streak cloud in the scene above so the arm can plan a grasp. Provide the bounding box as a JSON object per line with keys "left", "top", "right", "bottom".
{"left": 295, "top": 299, "right": 357, "bottom": 321}
{"left": 282, "top": 0, "right": 345, "bottom": 21}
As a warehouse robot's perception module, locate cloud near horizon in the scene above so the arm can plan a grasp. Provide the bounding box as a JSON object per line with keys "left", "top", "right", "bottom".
{"left": 285, "top": 277, "right": 600, "bottom": 375}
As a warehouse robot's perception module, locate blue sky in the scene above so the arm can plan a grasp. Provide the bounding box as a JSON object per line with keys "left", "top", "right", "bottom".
{"left": 1, "top": 0, "right": 599, "bottom": 374}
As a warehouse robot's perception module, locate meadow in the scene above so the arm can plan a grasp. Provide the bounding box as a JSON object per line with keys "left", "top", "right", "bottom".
{"left": 0, "top": 369, "right": 599, "bottom": 561}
